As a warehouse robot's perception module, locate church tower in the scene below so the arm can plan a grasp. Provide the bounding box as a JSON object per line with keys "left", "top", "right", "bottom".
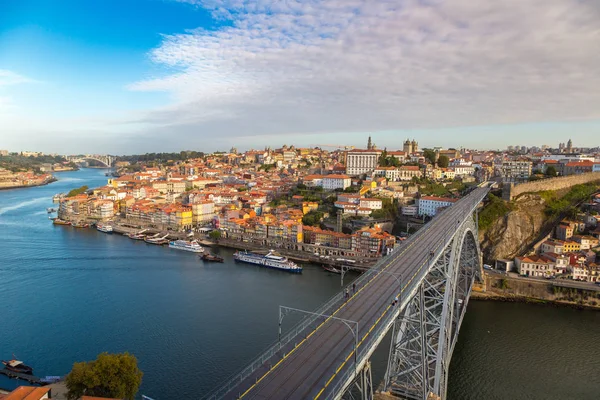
{"left": 403, "top": 139, "right": 412, "bottom": 154}
{"left": 367, "top": 136, "right": 373, "bottom": 150}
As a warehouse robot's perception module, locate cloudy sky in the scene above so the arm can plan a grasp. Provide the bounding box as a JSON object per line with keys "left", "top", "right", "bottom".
{"left": 1, "top": 0, "right": 599, "bottom": 154}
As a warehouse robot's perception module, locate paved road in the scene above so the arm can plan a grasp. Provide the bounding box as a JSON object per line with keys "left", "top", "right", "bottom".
{"left": 214, "top": 187, "right": 490, "bottom": 400}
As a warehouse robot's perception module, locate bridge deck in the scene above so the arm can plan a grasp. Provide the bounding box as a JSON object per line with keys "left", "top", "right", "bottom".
{"left": 213, "top": 187, "right": 489, "bottom": 400}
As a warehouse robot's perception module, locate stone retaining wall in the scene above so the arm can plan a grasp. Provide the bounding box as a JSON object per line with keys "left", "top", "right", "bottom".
{"left": 503, "top": 172, "right": 600, "bottom": 200}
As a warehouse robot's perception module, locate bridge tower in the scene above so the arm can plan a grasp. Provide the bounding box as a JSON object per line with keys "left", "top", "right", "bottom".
{"left": 382, "top": 215, "right": 481, "bottom": 400}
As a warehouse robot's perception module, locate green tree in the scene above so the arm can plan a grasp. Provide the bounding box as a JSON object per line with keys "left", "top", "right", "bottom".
{"left": 437, "top": 155, "right": 449, "bottom": 168}
{"left": 65, "top": 352, "right": 143, "bottom": 400}
{"left": 302, "top": 211, "right": 324, "bottom": 226}
{"left": 423, "top": 149, "right": 436, "bottom": 165}
{"left": 545, "top": 165, "right": 557, "bottom": 177}
{"left": 66, "top": 185, "right": 89, "bottom": 197}
{"left": 378, "top": 149, "right": 388, "bottom": 166}
{"left": 209, "top": 230, "right": 222, "bottom": 240}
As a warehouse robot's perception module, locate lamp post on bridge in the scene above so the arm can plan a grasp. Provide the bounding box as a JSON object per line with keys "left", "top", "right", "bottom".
{"left": 278, "top": 305, "right": 360, "bottom": 377}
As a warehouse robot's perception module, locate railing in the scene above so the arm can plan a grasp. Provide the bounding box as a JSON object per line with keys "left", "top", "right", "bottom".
{"left": 202, "top": 212, "right": 441, "bottom": 400}
{"left": 204, "top": 188, "right": 489, "bottom": 400}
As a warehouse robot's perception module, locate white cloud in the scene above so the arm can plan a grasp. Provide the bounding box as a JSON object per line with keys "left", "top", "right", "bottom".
{"left": 0, "top": 70, "right": 36, "bottom": 86}
{"left": 126, "top": 0, "right": 600, "bottom": 144}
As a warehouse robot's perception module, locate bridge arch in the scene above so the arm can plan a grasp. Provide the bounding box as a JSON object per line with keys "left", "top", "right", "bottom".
{"left": 384, "top": 215, "right": 482, "bottom": 400}
{"left": 70, "top": 157, "right": 112, "bottom": 167}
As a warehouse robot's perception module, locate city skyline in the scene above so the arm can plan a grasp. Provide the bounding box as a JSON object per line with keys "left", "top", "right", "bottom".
{"left": 1, "top": 0, "right": 600, "bottom": 153}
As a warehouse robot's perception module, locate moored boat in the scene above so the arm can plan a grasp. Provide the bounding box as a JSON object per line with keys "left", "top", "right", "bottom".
{"left": 233, "top": 250, "right": 302, "bottom": 273}
{"left": 128, "top": 233, "right": 146, "bottom": 240}
{"left": 145, "top": 235, "right": 169, "bottom": 245}
{"left": 202, "top": 253, "right": 224, "bottom": 262}
{"left": 322, "top": 264, "right": 341, "bottom": 274}
{"left": 96, "top": 223, "right": 113, "bottom": 233}
{"left": 52, "top": 218, "right": 71, "bottom": 226}
{"left": 72, "top": 221, "right": 89, "bottom": 228}
{"left": 2, "top": 357, "right": 33, "bottom": 375}
{"left": 46, "top": 207, "right": 57, "bottom": 213}
{"left": 169, "top": 239, "right": 204, "bottom": 253}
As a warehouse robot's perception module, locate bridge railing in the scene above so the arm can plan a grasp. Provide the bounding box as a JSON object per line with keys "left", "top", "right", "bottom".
{"left": 204, "top": 189, "right": 489, "bottom": 399}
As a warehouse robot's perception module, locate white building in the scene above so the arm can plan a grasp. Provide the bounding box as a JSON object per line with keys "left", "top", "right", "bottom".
{"left": 192, "top": 201, "right": 215, "bottom": 224}
{"left": 417, "top": 196, "right": 457, "bottom": 216}
{"left": 322, "top": 174, "right": 351, "bottom": 190}
{"left": 402, "top": 205, "right": 418, "bottom": 216}
{"left": 359, "top": 198, "right": 383, "bottom": 211}
{"left": 345, "top": 150, "right": 381, "bottom": 176}
{"left": 515, "top": 255, "right": 555, "bottom": 277}
{"left": 501, "top": 161, "right": 532, "bottom": 183}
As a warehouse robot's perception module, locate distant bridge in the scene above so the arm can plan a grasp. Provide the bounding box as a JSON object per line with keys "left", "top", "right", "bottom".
{"left": 65, "top": 154, "right": 116, "bottom": 168}
{"left": 204, "top": 185, "right": 490, "bottom": 400}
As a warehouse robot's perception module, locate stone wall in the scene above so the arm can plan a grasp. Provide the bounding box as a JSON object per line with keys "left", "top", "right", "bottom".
{"left": 503, "top": 172, "right": 600, "bottom": 200}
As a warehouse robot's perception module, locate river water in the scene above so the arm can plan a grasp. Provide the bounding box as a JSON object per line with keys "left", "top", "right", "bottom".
{"left": 0, "top": 169, "right": 598, "bottom": 399}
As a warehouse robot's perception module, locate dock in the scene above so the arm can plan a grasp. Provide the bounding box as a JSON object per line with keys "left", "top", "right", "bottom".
{"left": 0, "top": 369, "right": 61, "bottom": 386}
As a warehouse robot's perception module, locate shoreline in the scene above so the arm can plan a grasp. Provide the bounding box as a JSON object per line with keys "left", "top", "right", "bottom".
{"left": 0, "top": 176, "right": 57, "bottom": 191}
{"left": 471, "top": 290, "right": 600, "bottom": 311}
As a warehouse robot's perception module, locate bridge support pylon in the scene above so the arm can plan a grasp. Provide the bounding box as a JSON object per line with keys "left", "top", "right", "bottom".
{"left": 383, "top": 216, "right": 480, "bottom": 400}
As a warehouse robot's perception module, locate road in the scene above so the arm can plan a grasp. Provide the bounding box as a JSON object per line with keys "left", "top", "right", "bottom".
{"left": 212, "top": 187, "right": 490, "bottom": 400}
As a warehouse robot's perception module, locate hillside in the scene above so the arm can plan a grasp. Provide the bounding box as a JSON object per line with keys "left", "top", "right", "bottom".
{"left": 479, "top": 182, "right": 599, "bottom": 262}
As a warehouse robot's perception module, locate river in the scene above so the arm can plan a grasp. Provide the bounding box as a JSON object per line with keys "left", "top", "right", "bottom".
{"left": 0, "top": 169, "right": 598, "bottom": 399}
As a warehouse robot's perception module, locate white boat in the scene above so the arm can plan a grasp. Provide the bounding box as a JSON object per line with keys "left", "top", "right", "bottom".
{"left": 168, "top": 240, "right": 204, "bottom": 253}
{"left": 96, "top": 223, "right": 113, "bottom": 233}
{"left": 233, "top": 250, "right": 302, "bottom": 273}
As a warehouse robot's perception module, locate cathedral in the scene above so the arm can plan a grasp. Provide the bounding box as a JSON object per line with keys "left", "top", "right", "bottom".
{"left": 403, "top": 139, "right": 418, "bottom": 154}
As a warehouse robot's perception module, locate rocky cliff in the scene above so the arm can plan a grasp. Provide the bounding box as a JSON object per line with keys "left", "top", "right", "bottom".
{"left": 479, "top": 193, "right": 551, "bottom": 262}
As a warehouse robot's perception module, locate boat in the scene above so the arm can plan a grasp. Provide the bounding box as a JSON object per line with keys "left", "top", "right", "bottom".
{"left": 46, "top": 207, "right": 57, "bottom": 213}
{"left": 322, "top": 265, "right": 341, "bottom": 274}
{"left": 52, "top": 219, "right": 71, "bottom": 226}
{"left": 72, "top": 222, "right": 89, "bottom": 228}
{"left": 202, "top": 253, "right": 224, "bottom": 263}
{"left": 128, "top": 233, "right": 146, "bottom": 240}
{"left": 96, "top": 223, "right": 113, "bottom": 233}
{"left": 2, "top": 357, "right": 33, "bottom": 375}
{"left": 145, "top": 235, "right": 169, "bottom": 245}
{"left": 233, "top": 250, "right": 302, "bottom": 273}
{"left": 169, "top": 240, "right": 204, "bottom": 253}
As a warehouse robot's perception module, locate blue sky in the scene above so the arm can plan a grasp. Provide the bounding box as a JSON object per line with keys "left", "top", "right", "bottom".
{"left": 1, "top": 0, "right": 599, "bottom": 154}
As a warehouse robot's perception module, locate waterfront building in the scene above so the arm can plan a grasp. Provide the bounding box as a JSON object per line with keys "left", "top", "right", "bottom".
{"left": 192, "top": 201, "right": 215, "bottom": 225}
{"left": 2, "top": 386, "right": 51, "bottom": 400}
{"left": 515, "top": 255, "right": 555, "bottom": 277}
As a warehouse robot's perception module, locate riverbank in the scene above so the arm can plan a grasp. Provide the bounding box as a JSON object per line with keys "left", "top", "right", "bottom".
{"left": 472, "top": 273, "right": 600, "bottom": 310}
{"left": 0, "top": 176, "right": 57, "bottom": 191}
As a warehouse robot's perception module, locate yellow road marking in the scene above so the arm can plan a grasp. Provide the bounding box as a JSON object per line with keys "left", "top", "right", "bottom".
{"left": 240, "top": 202, "right": 464, "bottom": 399}
{"left": 238, "top": 237, "right": 425, "bottom": 398}
{"left": 314, "top": 256, "right": 431, "bottom": 399}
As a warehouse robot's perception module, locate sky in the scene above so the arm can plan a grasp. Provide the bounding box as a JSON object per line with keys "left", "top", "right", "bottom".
{"left": 0, "top": 0, "right": 599, "bottom": 155}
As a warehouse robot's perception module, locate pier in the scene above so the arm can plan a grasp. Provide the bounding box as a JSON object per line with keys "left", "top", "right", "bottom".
{"left": 0, "top": 369, "right": 59, "bottom": 385}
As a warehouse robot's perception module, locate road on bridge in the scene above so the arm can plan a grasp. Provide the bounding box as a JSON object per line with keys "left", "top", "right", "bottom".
{"left": 213, "top": 187, "right": 489, "bottom": 400}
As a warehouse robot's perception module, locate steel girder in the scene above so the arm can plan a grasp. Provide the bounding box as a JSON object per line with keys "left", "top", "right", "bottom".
{"left": 384, "top": 216, "right": 480, "bottom": 400}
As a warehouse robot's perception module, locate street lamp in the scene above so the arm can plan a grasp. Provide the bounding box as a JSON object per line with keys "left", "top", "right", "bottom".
{"left": 278, "top": 306, "right": 360, "bottom": 376}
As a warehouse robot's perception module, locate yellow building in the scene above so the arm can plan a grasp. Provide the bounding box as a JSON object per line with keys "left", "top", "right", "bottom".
{"left": 175, "top": 207, "right": 193, "bottom": 229}
{"left": 563, "top": 241, "right": 581, "bottom": 253}
{"left": 302, "top": 201, "right": 319, "bottom": 215}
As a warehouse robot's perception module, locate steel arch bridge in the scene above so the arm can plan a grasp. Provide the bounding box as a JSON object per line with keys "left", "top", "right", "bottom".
{"left": 205, "top": 186, "right": 490, "bottom": 400}
{"left": 65, "top": 154, "right": 115, "bottom": 167}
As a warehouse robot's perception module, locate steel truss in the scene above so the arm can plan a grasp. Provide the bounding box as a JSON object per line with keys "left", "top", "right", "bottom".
{"left": 383, "top": 216, "right": 480, "bottom": 400}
